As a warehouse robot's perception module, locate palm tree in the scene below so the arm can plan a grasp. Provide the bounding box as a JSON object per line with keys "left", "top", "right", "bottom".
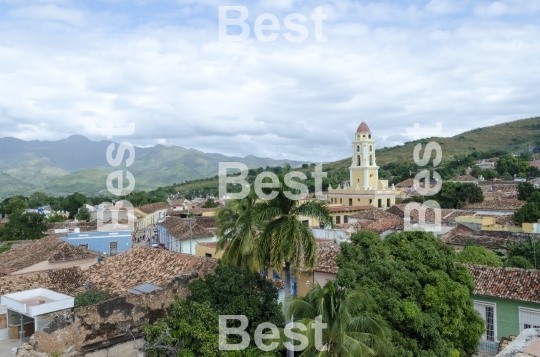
{"left": 287, "top": 280, "right": 392, "bottom": 357}
{"left": 252, "top": 167, "right": 332, "bottom": 356}
{"left": 215, "top": 189, "right": 260, "bottom": 271}
{"left": 253, "top": 168, "right": 333, "bottom": 302}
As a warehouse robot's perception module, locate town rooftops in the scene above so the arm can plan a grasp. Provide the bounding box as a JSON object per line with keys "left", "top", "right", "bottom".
{"left": 82, "top": 246, "right": 217, "bottom": 296}
{"left": 352, "top": 206, "right": 401, "bottom": 221}
{"left": 467, "top": 265, "right": 540, "bottom": 304}
{"left": 0, "top": 236, "right": 98, "bottom": 275}
{"left": 314, "top": 240, "right": 340, "bottom": 274}
{"left": 464, "top": 199, "right": 525, "bottom": 211}
{"left": 0, "top": 266, "right": 85, "bottom": 296}
{"left": 137, "top": 202, "right": 169, "bottom": 215}
{"left": 160, "top": 216, "right": 214, "bottom": 240}
{"left": 450, "top": 174, "right": 479, "bottom": 182}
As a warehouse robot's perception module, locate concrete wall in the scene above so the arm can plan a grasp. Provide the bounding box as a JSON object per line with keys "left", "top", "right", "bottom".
{"left": 33, "top": 272, "right": 197, "bottom": 355}
{"left": 456, "top": 224, "right": 532, "bottom": 240}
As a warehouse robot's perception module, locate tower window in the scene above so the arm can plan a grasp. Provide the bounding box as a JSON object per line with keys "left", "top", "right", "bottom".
{"left": 357, "top": 155, "right": 361, "bottom": 166}
{"left": 368, "top": 134, "right": 371, "bottom": 139}
{"left": 356, "top": 145, "right": 360, "bottom": 152}
{"left": 370, "top": 145, "right": 372, "bottom": 152}
{"left": 369, "top": 155, "right": 373, "bottom": 166}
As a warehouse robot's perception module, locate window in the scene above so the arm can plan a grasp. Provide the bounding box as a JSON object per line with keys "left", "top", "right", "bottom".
{"left": 369, "top": 155, "right": 373, "bottom": 166}
{"left": 387, "top": 198, "right": 391, "bottom": 207}
{"left": 340, "top": 198, "right": 342, "bottom": 204}
{"left": 474, "top": 301, "right": 497, "bottom": 341}
{"left": 370, "top": 145, "right": 372, "bottom": 152}
{"left": 336, "top": 216, "right": 341, "bottom": 224}
{"left": 349, "top": 198, "right": 352, "bottom": 206}
{"left": 205, "top": 253, "right": 212, "bottom": 258}
{"left": 344, "top": 215, "right": 349, "bottom": 223}
{"left": 79, "top": 244, "right": 89, "bottom": 249}
{"left": 519, "top": 308, "right": 540, "bottom": 333}
{"left": 302, "top": 220, "right": 309, "bottom": 226}
{"left": 109, "top": 241, "right": 118, "bottom": 255}
{"left": 368, "top": 134, "right": 371, "bottom": 139}
{"left": 369, "top": 199, "right": 373, "bottom": 205}
{"left": 357, "top": 155, "right": 361, "bottom": 166}
{"left": 356, "top": 145, "right": 360, "bottom": 152}
{"left": 378, "top": 199, "right": 382, "bottom": 208}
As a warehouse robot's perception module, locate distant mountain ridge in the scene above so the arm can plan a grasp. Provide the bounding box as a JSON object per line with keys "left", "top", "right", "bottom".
{"left": 0, "top": 135, "right": 308, "bottom": 199}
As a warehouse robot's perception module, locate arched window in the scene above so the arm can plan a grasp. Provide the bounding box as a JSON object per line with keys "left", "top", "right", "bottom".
{"left": 357, "top": 155, "right": 361, "bottom": 166}
{"left": 356, "top": 145, "right": 360, "bottom": 152}
{"left": 368, "top": 134, "right": 371, "bottom": 139}
{"left": 369, "top": 155, "right": 373, "bottom": 166}
{"left": 369, "top": 145, "right": 372, "bottom": 152}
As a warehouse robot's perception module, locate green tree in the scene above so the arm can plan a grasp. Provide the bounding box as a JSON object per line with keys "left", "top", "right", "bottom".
{"left": 204, "top": 198, "right": 219, "bottom": 208}
{"left": 216, "top": 191, "right": 259, "bottom": 270}
{"left": 456, "top": 245, "right": 503, "bottom": 266}
{"left": 336, "top": 231, "right": 485, "bottom": 357}
{"left": 434, "top": 182, "right": 484, "bottom": 209}
{"left": 287, "top": 280, "right": 392, "bottom": 356}
{"left": 187, "top": 262, "right": 284, "bottom": 336}
{"left": 518, "top": 182, "right": 537, "bottom": 201}
{"left": 62, "top": 193, "right": 88, "bottom": 219}
{"left": 512, "top": 203, "right": 540, "bottom": 225}
{"left": 27, "top": 192, "right": 48, "bottom": 208}
{"left": 75, "top": 207, "right": 91, "bottom": 222}
{"left": 1, "top": 211, "right": 47, "bottom": 241}
{"left": 253, "top": 166, "right": 332, "bottom": 304}
{"left": 503, "top": 256, "right": 534, "bottom": 269}
{"left": 500, "top": 237, "right": 540, "bottom": 269}
{"left": 142, "top": 298, "right": 278, "bottom": 357}
{"left": 3, "top": 197, "right": 28, "bottom": 216}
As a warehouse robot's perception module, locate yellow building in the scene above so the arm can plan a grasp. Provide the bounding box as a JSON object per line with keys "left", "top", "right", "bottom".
{"left": 327, "top": 122, "right": 400, "bottom": 209}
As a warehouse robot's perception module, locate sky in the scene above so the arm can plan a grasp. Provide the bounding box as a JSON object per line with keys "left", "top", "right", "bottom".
{"left": 0, "top": 0, "right": 539, "bottom": 162}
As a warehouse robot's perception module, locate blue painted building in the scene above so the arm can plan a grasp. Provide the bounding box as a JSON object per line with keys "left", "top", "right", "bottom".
{"left": 61, "top": 230, "right": 132, "bottom": 256}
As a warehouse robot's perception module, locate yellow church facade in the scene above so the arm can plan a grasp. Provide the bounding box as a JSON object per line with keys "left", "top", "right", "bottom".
{"left": 327, "top": 122, "right": 400, "bottom": 209}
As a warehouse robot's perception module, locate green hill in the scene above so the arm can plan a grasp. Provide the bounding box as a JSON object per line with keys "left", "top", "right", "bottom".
{"left": 326, "top": 116, "right": 540, "bottom": 171}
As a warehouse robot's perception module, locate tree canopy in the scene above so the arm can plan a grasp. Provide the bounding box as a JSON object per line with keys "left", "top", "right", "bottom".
{"left": 336, "top": 231, "right": 484, "bottom": 357}
{"left": 456, "top": 245, "right": 503, "bottom": 267}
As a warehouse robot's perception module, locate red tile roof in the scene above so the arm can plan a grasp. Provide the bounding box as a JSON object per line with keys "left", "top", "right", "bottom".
{"left": 137, "top": 202, "right": 169, "bottom": 214}
{"left": 82, "top": 246, "right": 217, "bottom": 296}
{"left": 329, "top": 205, "right": 371, "bottom": 213}
{"left": 467, "top": 265, "right": 540, "bottom": 304}
{"left": 0, "top": 266, "right": 85, "bottom": 296}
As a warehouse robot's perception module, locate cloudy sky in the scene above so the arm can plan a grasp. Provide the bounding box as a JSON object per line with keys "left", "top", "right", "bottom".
{"left": 0, "top": 0, "right": 539, "bottom": 162}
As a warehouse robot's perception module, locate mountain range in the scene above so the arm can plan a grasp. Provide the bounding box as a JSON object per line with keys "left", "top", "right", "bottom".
{"left": 0, "top": 135, "right": 307, "bottom": 199}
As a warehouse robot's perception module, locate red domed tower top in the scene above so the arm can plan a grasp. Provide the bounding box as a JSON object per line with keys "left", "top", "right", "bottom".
{"left": 356, "top": 122, "right": 371, "bottom": 133}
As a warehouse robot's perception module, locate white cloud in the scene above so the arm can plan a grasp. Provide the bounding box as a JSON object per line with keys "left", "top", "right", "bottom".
{"left": 0, "top": 0, "right": 539, "bottom": 162}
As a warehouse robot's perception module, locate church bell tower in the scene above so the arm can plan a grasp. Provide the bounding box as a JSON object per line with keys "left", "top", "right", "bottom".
{"left": 350, "top": 122, "right": 379, "bottom": 190}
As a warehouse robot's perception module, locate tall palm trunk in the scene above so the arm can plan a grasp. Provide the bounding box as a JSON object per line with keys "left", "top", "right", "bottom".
{"left": 284, "top": 262, "right": 294, "bottom": 357}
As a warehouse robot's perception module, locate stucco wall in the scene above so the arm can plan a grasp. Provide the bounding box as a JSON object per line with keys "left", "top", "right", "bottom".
{"left": 33, "top": 272, "right": 198, "bottom": 355}
{"left": 472, "top": 295, "right": 540, "bottom": 340}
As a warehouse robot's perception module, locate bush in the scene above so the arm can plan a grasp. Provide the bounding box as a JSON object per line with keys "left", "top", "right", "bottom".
{"left": 74, "top": 290, "right": 112, "bottom": 308}
{"left": 504, "top": 256, "right": 535, "bottom": 269}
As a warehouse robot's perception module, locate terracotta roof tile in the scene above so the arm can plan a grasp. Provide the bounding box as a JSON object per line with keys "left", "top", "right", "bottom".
{"left": 450, "top": 175, "right": 479, "bottom": 181}
{"left": 464, "top": 199, "right": 525, "bottom": 210}
{"left": 467, "top": 265, "right": 540, "bottom": 304}
{"left": 160, "top": 217, "right": 214, "bottom": 240}
{"left": 82, "top": 246, "right": 217, "bottom": 296}
{"left": 314, "top": 241, "right": 340, "bottom": 274}
{"left": 328, "top": 205, "right": 371, "bottom": 213}
{"left": 0, "top": 266, "right": 85, "bottom": 296}
{"left": 352, "top": 206, "right": 401, "bottom": 220}
{"left": 0, "top": 236, "right": 82, "bottom": 274}
{"left": 137, "top": 202, "right": 169, "bottom": 214}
